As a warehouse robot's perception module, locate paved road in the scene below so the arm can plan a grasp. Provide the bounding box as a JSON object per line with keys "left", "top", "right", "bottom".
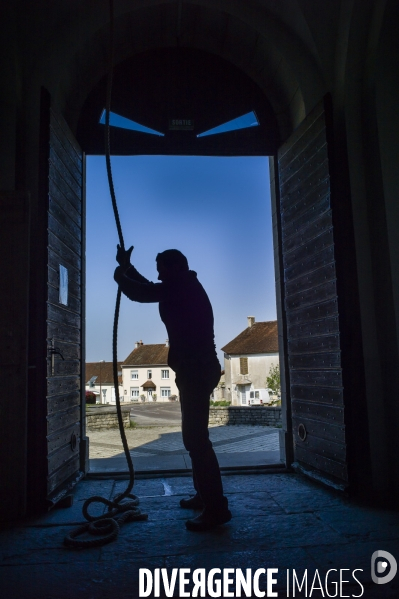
{"left": 129, "top": 402, "right": 181, "bottom": 426}
{"left": 89, "top": 424, "right": 280, "bottom": 459}
{"left": 89, "top": 404, "right": 282, "bottom": 472}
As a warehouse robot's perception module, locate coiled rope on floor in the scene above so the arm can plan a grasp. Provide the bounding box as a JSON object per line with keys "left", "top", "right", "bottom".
{"left": 64, "top": 0, "right": 147, "bottom": 549}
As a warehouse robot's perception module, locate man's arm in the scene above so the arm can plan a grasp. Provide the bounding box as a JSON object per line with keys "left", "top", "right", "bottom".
{"left": 114, "top": 266, "right": 168, "bottom": 303}
{"left": 124, "top": 264, "right": 151, "bottom": 284}
{"left": 115, "top": 244, "right": 150, "bottom": 284}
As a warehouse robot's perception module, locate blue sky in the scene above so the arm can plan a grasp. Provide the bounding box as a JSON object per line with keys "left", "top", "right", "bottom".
{"left": 86, "top": 155, "right": 277, "bottom": 365}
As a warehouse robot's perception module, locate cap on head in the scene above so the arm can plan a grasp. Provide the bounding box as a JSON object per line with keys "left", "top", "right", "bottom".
{"left": 156, "top": 249, "right": 189, "bottom": 271}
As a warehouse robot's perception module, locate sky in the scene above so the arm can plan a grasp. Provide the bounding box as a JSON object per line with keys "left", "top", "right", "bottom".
{"left": 85, "top": 155, "right": 277, "bottom": 366}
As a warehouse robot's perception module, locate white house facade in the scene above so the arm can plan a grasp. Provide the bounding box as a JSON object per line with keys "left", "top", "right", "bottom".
{"left": 121, "top": 341, "right": 179, "bottom": 402}
{"left": 222, "top": 317, "right": 279, "bottom": 406}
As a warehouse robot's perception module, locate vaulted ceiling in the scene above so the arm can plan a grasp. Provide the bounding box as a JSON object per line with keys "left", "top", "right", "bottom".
{"left": 12, "top": 1, "right": 335, "bottom": 144}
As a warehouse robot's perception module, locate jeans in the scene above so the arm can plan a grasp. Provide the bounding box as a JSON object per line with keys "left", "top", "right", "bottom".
{"left": 175, "top": 358, "right": 227, "bottom": 512}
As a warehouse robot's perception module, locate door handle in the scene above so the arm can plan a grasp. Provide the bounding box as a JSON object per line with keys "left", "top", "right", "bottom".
{"left": 47, "top": 339, "right": 65, "bottom": 376}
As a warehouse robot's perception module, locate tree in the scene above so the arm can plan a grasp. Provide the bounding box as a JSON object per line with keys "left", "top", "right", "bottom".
{"left": 85, "top": 390, "right": 96, "bottom": 404}
{"left": 266, "top": 363, "right": 280, "bottom": 395}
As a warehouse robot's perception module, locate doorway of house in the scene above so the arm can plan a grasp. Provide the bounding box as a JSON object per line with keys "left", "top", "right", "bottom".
{"left": 84, "top": 154, "right": 283, "bottom": 473}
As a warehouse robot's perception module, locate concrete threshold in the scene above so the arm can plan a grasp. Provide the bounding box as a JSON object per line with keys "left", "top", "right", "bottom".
{"left": 88, "top": 449, "right": 285, "bottom": 478}
{"left": 87, "top": 464, "right": 289, "bottom": 481}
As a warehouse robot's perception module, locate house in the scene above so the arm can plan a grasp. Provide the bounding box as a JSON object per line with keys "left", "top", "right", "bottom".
{"left": 221, "top": 317, "right": 279, "bottom": 406}
{"left": 121, "top": 341, "right": 179, "bottom": 402}
{"left": 85, "top": 362, "right": 123, "bottom": 404}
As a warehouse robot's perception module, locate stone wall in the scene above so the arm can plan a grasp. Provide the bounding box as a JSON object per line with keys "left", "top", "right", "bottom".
{"left": 86, "top": 406, "right": 131, "bottom": 431}
{"left": 209, "top": 406, "right": 282, "bottom": 427}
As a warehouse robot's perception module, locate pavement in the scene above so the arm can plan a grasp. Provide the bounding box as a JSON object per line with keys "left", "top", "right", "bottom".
{"left": 129, "top": 402, "right": 182, "bottom": 426}
{"left": 88, "top": 423, "right": 282, "bottom": 474}
{"left": 1, "top": 473, "right": 399, "bottom": 598}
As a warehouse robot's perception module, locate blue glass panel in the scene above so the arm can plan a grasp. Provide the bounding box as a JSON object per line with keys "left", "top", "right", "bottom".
{"left": 197, "top": 111, "right": 259, "bottom": 138}
{"left": 99, "top": 109, "right": 164, "bottom": 137}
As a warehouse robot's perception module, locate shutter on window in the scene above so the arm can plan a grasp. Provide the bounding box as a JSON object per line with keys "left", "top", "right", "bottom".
{"left": 240, "top": 357, "right": 248, "bottom": 375}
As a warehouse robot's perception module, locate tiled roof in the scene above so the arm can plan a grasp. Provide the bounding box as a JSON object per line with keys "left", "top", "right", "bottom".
{"left": 85, "top": 362, "right": 123, "bottom": 385}
{"left": 221, "top": 321, "right": 278, "bottom": 355}
{"left": 123, "top": 344, "right": 169, "bottom": 366}
{"left": 141, "top": 380, "right": 156, "bottom": 389}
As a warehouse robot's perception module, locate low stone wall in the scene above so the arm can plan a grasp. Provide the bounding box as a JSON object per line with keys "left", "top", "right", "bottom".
{"left": 209, "top": 406, "right": 282, "bottom": 427}
{"left": 86, "top": 405, "right": 131, "bottom": 431}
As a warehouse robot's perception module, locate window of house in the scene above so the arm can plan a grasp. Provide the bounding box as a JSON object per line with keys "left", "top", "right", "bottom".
{"left": 131, "top": 370, "right": 138, "bottom": 379}
{"left": 147, "top": 370, "right": 152, "bottom": 379}
{"left": 161, "top": 369, "right": 169, "bottom": 379}
{"left": 240, "top": 357, "right": 248, "bottom": 375}
{"left": 161, "top": 387, "right": 171, "bottom": 397}
{"left": 131, "top": 387, "right": 139, "bottom": 399}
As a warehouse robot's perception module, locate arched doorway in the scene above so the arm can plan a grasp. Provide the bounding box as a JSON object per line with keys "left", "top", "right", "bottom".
{"left": 28, "top": 1, "right": 365, "bottom": 510}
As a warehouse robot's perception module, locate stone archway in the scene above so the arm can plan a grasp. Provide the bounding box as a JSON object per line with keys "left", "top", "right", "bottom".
{"left": 34, "top": 2, "right": 355, "bottom": 503}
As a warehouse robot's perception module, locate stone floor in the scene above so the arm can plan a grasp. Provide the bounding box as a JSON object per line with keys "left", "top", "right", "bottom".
{"left": 1, "top": 472, "right": 399, "bottom": 598}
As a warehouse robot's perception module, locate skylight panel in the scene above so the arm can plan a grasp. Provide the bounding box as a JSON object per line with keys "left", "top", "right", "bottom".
{"left": 197, "top": 111, "right": 259, "bottom": 138}
{"left": 99, "top": 109, "right": 165, "bottom": 137}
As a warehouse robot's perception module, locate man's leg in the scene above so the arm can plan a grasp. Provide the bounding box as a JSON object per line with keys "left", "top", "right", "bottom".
{"left": 178, "top": 444, "right": 204, "bottom": 509}
{"left": 177, "top": 361, "right": 231, "bottom": 529}
{"left": 181, "top": 389, "right": 225, "bottom": 509}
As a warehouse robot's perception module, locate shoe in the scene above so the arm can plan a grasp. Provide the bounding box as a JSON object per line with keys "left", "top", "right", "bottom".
{"left": 179, "top": 494, "right": 204, "bottom": 510}
{"left": 185, "top": 508, "right": 232, "bottom": 532}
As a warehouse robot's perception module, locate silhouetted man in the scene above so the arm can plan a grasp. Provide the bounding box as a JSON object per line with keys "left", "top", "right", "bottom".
{"left": 114, "top": 246, "right": 231, "bottom": 531}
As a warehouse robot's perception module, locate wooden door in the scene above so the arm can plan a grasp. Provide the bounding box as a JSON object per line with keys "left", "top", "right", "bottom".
{"left": 277, "top": 99, "right": 347, "bottom": 487}
{"left": 44, "top": 98, "right": 86, "bottom": 504}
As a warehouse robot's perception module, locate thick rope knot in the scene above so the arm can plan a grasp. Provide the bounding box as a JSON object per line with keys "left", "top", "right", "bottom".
{"left": 64, "top": 494, "right": 148, "bottom": 548}
{"left": 83, "top": 493, "right": 139, "bottom": 521}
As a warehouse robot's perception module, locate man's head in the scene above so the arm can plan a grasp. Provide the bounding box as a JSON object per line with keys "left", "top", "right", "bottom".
{"left": 156, "top": 249, "right": 189, "bottom": 281}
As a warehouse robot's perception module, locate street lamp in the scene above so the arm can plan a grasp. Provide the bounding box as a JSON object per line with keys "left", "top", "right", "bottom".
{"left": 99, "top": 360, "right": 105, "bottom": 404}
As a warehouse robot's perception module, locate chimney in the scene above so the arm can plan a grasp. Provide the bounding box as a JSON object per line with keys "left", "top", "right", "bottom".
{"left": 165, "top": 339, "right": 169, "bottom": 347}
{"left": 247, "top": 316, "right": 255, "bottom": 328}
{"left": 135, "top": 341, "right": 139, "bottom": 349}
{"left": 140, "top": 340, "right": 143, "bottom": 345}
